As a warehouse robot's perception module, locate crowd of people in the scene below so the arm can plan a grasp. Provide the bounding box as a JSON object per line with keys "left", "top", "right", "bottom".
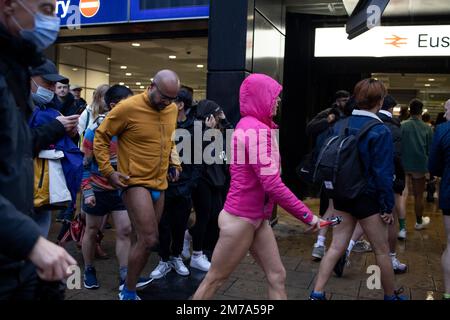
{"left": 1, "top": 0, "right": 449, "bottom": 302}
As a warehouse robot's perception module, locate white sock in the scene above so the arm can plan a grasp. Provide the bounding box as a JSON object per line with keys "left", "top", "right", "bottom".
{"left": 192, "top": 250, "right": 203, "bottom": 257}
{"left": 316, "top": 235, "right": 326, "bottom": 247}
{"left": 347, "top": 240, "right": 356, "bottom": 252}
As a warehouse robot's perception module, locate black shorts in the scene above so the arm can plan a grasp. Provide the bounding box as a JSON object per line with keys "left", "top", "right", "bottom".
{"left": 332, "top": 194, "right": 381, "bottom": 220}
{"left": 83, "top": 190, "right": 126, "bottom": 216}
{"left": 443, "top": 209, "right": 450, "bottom": 216}
{"left": 319, "top": 190, "right": 330, "bottom": 217}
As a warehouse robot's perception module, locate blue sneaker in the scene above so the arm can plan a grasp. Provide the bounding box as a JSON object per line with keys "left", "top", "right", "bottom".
{"left": 119, "top": 277, "right": 153, "bottom": 291}
{"left": 118, "top": 288, "right": 141, "bottom": 300}
{"left": 84, "top": 267, "right": 100, "bottom": 289}
{"left": 384, "top": 288, "right": 408, "bottom": 300}
{"left": 309, "top": 291, "right": 327, "bottom": 300}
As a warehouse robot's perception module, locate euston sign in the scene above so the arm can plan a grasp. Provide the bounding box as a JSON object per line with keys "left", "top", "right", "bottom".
{"left": 315, "top": 25, "right": 450, "bottom": 57}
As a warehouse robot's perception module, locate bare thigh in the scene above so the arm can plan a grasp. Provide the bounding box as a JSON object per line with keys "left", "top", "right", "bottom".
{"left": 122, "top": 187, "right": 158, "bottom": 238}
{"left": 207, "top": 212, "right": 256, "bottom": 280}
{"left": 249, "top": 221, "right": 284, "bottom": 279}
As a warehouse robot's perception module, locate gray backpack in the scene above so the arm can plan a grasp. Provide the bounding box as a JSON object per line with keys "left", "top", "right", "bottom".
{"left": 313, "top": 118, "right": 381, "bottom": 200}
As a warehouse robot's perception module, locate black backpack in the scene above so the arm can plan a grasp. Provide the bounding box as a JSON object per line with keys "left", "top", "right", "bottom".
{"left": 313, "top": 118, "right": 381, "bottom": 200}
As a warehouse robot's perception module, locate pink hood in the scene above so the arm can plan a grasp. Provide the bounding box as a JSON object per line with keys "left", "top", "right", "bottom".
{"left": 239, "top": 74, "right": 282, "bottom": 129}
{"left": 224, "top": 74, "right": 314, "bottom": 225}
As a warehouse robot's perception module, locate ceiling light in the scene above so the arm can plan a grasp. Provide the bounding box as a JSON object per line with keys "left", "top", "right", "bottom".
{"left": 423, "top": 109, "right": 428, "bottom": 113}
{"left": 425, "top": 84, "right": 431, "bottom": 87}
{"left": 131, "top": 43, "right": 141, "bottom": 47}
{"left": 120, "top": 66, "right": 127, "bottom": 69}
{"left": 119, "top": 82, "right": 125, "bottom": 85}
{"left": 107, "top": 57, "right": 111, "bottom": 61}
{"left": 197, "top": 64, "right": 204, "bottom": 68}
{"left": 150, "top": 78, "right": 154, "bottom": 82}
{"left": 428, "top": 78, "right": 435, "bottom": 81}
{"left": 136, "top": 82, "right": 141, "bottom": 86}
{"left": 72, "top": 68, "right": 78, "bottom": 71}
{"left": 169, "top": 55, "right": 177, "bottom": 59}
{"left": 125, "top": 73, "right": 132, "bottom": 76}
{"left": 140, "top": 86, "right": 145, "bottom": 89}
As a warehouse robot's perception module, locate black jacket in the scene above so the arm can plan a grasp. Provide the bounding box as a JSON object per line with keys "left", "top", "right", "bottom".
{"left": 378, "top": 111, "right": 406, "bottom": 193}
{"left": 167, "top": 115, "right": 203, "bottom": 197}
{"left": 0, "top": 25, "right": 65, "bottom": 269}
{"left": 306, "top": 107, "right": 346, "bottom": 141}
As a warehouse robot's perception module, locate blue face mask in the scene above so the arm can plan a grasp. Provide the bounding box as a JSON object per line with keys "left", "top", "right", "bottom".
{"left": 32, "top": 79, "right": 55, "bottom": 105}
{"left": 12, "top": 0, "right": 61, "bottom": 51}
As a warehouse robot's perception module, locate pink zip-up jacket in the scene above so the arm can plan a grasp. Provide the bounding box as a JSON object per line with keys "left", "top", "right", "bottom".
{"left": 224, "top": 74, "right": 315, "bottom": 224}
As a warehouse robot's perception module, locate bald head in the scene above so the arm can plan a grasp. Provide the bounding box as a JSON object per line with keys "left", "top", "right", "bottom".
{"left": 154, "top": 70, "right": 180, "bottom": 96}
{"left": 148, "top": 70, "right": 181, "bottom": 110}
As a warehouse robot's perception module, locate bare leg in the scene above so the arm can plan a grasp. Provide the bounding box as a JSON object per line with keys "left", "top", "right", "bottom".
{"left": 123, "top": 188, "right": 163, "bottom": 291}
{"left": 359, "top": 214, "right": 395, "bottom": 296}
{"left": 250, "top": 221, "right": 287, "bottom": 299}
{"left": 411, "top": 177, "right": 426, "bottom": 223}
{"left": 82, "top": 213, "right": 103, "bottom": 266}
{"left": 350, "top": 223, "right": 365, "bottom": 242}
{"left": 192, "top": 211, "right": 255, "bottom": 300}
{"left": 389, "top": 195, "right": 401, "bottom": 253}
{"left": 314, "top": 211, "right": 357, "bottom": 292}
{"left": 111, "top": 210, "right": 132, "bottom": 268}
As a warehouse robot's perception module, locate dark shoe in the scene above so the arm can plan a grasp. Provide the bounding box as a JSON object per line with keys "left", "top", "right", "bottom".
{"left": 84, "top": 267, "right": 100, "bottom": 289}
{"left": 384, "top": 288, "right": 407, "bottom": 300}
{"left": 333, "top": 251, "right": 348, "bottom": 277}
{"left": 309, "top": 291, "right": 327, "bottom": 300}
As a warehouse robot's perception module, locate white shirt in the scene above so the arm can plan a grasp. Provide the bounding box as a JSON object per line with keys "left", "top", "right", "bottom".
{"left": 352, "top": 109, "right": 383, "bottom": 122}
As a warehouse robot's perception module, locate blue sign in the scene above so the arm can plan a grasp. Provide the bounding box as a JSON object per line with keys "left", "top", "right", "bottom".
{"left": 129, "top": 0, "right": 209, "bottom": 22}
{"left": 56, "top": 0, "right": 129, "bottom": 27}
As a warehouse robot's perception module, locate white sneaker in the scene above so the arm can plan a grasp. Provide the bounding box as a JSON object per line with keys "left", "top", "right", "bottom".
{"left": 169, "top": 256, "right": 190, "bottom": 276}
{"left": 181, "top": 230, "right": 191, "bottom": 260}
{"left": 150, "top": 260, "right": 172, "bottom": 279}
{"left": 398, "top": 229, "right": 407, "bottom": 240}
{"left": 415, "top": 216, "right": 431, "bottom": 230}
{"left": 391, "top": 256, "right": 408, "bottom": 274}
{"left": 190, "top": 254, "right": 211, "bottom": 272}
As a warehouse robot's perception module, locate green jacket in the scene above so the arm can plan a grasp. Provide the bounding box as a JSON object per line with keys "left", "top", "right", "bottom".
{"left": 401, "top": 117, "right": 433, "bottom": 173}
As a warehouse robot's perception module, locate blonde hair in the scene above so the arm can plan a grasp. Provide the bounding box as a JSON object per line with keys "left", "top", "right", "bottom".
{"left": 91, "top": 84, "right": 110, "bottom": 119}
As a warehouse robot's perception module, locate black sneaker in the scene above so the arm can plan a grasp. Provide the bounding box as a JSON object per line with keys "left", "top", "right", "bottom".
{"left": 333, "top": 251, "right": 348, "bottom": 277}
{"left": 84, "top": 267, "right": 100, "bottom": 289}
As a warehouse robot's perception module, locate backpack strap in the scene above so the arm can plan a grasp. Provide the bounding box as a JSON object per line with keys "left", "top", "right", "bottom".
{"left": 339, "top": 118, "right": 351, "bottom": 136}
{"left": 356, "top": 119, "right": 382, "bottom": 140}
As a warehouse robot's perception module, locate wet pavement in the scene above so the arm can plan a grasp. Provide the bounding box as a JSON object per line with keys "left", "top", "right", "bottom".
{"left": 52, "top": 196, "right": 447, "bottom": 300}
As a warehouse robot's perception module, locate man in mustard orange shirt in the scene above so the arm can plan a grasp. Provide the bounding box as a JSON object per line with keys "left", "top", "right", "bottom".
{"left": 94, "top": 70, "right": 181, "bottom": 300}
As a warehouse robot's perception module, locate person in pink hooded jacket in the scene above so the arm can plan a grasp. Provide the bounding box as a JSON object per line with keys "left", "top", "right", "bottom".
{"left": 193, "top": 73, "right": 322, "bottom": 300}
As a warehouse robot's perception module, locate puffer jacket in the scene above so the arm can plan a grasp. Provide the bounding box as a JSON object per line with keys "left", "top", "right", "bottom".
{"left": 224, "top": 74, "right": 314, "bottom": 224}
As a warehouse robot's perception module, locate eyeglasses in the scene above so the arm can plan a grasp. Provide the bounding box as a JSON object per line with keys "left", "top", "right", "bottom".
{"left": 153, "top": 82, "right": 177, "bottom": 103}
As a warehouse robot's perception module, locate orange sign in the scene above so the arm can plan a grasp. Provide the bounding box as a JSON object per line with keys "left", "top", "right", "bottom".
{"left": 384, "top": 35, "right": 408, "bottom": 48}
{"left": 79, "top": 0, "right": 100, "bottom": 18}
